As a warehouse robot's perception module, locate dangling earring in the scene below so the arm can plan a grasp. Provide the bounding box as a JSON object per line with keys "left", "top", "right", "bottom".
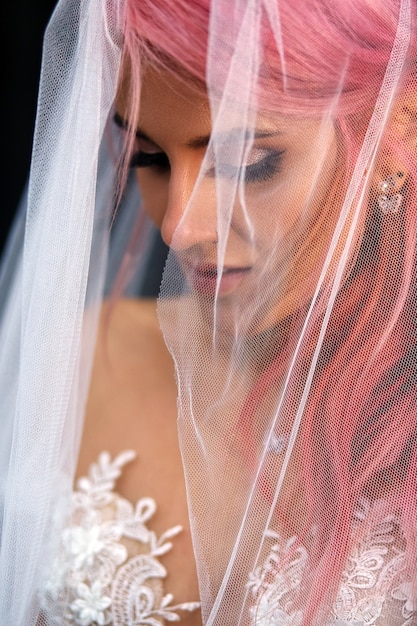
{"left": 377, "top": 173, "right": 404, "bottom": 215}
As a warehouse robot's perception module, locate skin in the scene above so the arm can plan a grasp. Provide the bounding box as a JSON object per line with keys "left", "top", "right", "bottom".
{"left": 77, "top": 300, "right": 202, "bottom": 625}
{"left": 118, "top": 69, "right": 341, "bottom": 335}
{"left": 72, "top": 43, "right": 417, "bottom": 621}
{"left": 77, "top": 70, "right": 365, "bottom": 622}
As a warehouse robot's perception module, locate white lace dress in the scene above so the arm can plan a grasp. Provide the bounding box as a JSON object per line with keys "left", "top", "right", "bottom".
{"left": 41, "top": 452, "right": 415, "bottom": 626}
{"left": 41, "top": 451, "right": 200, "bottom": 626}
{"left": 247, "top": 500, "right": 415, "bottom": 626}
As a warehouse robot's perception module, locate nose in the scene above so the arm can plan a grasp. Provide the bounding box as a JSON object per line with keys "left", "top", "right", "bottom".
{"left": 160, "top": 159, "right": 218, "bottom": 250}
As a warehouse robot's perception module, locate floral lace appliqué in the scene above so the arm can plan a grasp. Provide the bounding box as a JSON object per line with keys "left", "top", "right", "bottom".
{"left": 247, "top": 531, "right": 306, "bottom": 626}
{"left": 41, "top": 451, "right": 200, "bottom": 625}
{"left": 247, "top": 501, "right": 414, "bottom": 626}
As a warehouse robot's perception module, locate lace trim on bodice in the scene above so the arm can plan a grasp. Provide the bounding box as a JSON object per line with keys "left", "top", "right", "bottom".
{"left": 40, "top": 451, "right": 415, "bottom": 626}
{"left": 41, "top": 451, "right": 200, "bottom": 625}
{"left": 247, "top": 499, "right": 415, "bottom": 626}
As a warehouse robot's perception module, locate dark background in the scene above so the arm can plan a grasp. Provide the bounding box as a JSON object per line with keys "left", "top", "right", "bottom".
{"left": 1, "top": 1, "right": 169, "bottom": 296}
{"left": 2, "top": 0, "right": 57, "bottom": 256}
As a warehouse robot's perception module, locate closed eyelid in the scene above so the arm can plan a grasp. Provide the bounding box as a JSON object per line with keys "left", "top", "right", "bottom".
{"left": 134, "top": 136, "right": 164, "bottom": 154}
{"left": 206, "top": 146, "right": 285, "bottom": 167}
{"left": 114, "top": 112, "right": 283, "bottom": 153}
{"left": 245, "top": 147, "right": 283, "bottom": 165}
{"left": 203, "top": 148, "right": 285, "bottom": 183}
{"left": 113, "top": 112, "right": 163, "bottom": 151}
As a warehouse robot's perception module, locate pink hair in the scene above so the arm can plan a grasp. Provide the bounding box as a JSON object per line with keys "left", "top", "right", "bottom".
{"left": 119, "top": 0, "right": 417, "bottom": 621}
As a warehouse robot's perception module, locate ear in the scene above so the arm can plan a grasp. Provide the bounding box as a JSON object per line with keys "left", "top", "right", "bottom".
{"left": 373, "top": 77, "right": 417, "bottom": 195}
{"left": 393, "top": 77, "right": 417, "bottom": 144}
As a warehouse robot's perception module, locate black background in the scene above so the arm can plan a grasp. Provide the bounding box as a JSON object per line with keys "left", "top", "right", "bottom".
{"left": 1, "top": 1, "right": 168, "bottom": 296}
{"left": 2, "top": 0, "right": 57, "bottom": 256}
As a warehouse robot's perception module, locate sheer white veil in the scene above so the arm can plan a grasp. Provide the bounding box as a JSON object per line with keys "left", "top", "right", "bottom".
{"left": 0, "top": 0, "right": 129, "bottom": 621}
{"left": 0, "top": 0, "right": 416, "bottom": 624}
{"left": 157, "top": 0, "right": 417, "bottom": 622}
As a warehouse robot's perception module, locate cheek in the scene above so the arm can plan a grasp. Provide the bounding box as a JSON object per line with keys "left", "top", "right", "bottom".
{"left": 245, "top": 179, "right": 325, "bottom": 251}
{"left": 272, "top": 137, "right": 339, "bottom": 242}
{"left": 135, "top": 170, "right": 170, "bottom": 228}
{"left": 246, "top": 148, "right": 338, "bottom": 252}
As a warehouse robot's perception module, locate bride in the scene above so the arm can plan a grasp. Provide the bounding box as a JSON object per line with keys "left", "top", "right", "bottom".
{"left": 0, "top": 0, "right": 415, "bottom": 624}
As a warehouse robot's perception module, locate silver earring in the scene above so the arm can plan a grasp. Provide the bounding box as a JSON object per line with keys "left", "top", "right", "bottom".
{"left": 377, "top": 175, "right": 403, "bottom": 215}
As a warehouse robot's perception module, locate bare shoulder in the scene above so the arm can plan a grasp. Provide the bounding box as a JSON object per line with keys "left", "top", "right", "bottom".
{"left": 100, "top": 296, "right": 164, "bottom": 347}
{"left": 78, "top": 298, "right": 201, "bottom": 618}
{"left": 89, "top": 296, "right": 176, "bottom": 404}
{"left": 95, "top": 297, "right": 172, "bottom": 374}
{"left": 79, "top": 297, "right": 178, "bottom": 478}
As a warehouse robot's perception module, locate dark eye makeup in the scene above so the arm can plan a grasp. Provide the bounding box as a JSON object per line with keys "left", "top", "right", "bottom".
{"left": 113, "top": 112, "right": 285, "bottom": 183}
{"left": 206, "top": 149, "right": 285, "bottom": 183}
{"left": 129, "top": 150, "right": 170, "bottom": 171}
{"left": 246, "top": 150, "right": 285, "bottom": 182}
{"left": 232, "top": 150, "right": 285, "bottom": 183}
{"left": 113, "top": 112, "right": 169, "bottom": 171}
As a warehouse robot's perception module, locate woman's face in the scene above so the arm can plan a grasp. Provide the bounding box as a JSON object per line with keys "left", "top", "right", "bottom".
{"left": 117, "top": 70, "right": 340, "bottom": 333}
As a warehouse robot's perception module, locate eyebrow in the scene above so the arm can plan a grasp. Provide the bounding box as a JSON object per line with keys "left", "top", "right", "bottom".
{"left": 113, "top": 112, "right": 282, "bottom": 150}
{"left": 114, "top": 112, "right": 157, "bottom": 143}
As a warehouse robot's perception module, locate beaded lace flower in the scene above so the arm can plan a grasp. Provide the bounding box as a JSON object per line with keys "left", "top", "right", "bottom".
{"left": 247, "top": 498, "right": 414, "bottom": 626}
{"left": 41, "top": 451, "right": 200, "bottom": 626}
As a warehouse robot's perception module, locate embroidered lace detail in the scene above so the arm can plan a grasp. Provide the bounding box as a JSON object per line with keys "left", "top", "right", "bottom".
{"left": 41, "top": 451, "right": 200, "bottom": 625}
{"left": 247, "top": 499, "right": 414, "bottom": 626}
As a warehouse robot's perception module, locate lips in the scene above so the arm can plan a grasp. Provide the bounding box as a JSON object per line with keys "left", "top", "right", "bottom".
{"left": 184, "top": 262, "right": 252, "bottom": 296}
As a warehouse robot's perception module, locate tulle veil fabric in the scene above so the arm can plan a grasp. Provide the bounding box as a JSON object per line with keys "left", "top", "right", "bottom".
{"left": 0, "top": 0, "right": 127, "bottom": 621}
{"left": 0, "top": 0, "right": 416, "bottom": 624}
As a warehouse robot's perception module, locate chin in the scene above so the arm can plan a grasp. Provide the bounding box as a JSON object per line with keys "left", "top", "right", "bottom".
{"left": 194, "top": 289, "right": 293, "bottom": 344}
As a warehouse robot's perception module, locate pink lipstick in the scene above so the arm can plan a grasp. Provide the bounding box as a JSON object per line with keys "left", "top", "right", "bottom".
{"left": 185, "top": 263, "right": 252, "bottom": 296}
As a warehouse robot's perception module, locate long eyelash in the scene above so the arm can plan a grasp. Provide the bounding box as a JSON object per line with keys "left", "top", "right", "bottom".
{"left": 129, "top": 151, "right": 170, "bottom": 171}
{"left": 208, "top": 149, "right": 285, "bottom": 183}
{"left": 244, "top": 150, "right": 285, "bottom": 182}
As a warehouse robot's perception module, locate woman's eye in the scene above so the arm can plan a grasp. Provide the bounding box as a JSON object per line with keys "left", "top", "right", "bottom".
{"left": 206, "top": 148, "right": 285, "bottom": 183}
{"left": 129, "top": 136, "right": 170, "bottom": 171}
{"left": 243, "top": 149, "right": 285, "bottom": 182}
{"left": 129, "top": 150, "right": 170, "bottom": 171}
{"left": 112, "top": 113, "right": 170, "bottom": 172}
